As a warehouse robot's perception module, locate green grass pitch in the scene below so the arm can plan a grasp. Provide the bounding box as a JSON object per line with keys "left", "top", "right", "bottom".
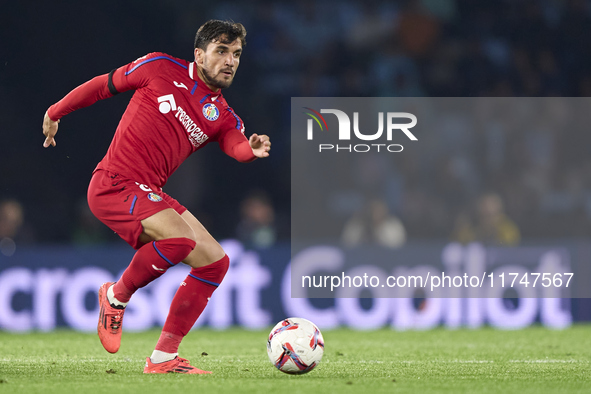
{"left": 1, "top": 326, "right": 590, "bottom": 393}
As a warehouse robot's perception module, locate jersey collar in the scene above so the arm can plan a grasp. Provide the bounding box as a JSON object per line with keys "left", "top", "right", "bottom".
{"left": 189, "top": 61, "right": 196, "bottom": 80}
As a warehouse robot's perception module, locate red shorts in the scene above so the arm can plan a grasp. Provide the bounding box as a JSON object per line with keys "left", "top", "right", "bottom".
{"left": 87, "top": 169, "right": 187, "bottom": 249}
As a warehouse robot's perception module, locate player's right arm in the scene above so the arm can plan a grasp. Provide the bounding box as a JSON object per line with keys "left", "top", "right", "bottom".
{"left": 42, "top": 73, "right": 115, "bottom": 147}
{"left": 42, "top": 52, "right": 163, "bottom": 148}
{"left": 42, "top": 111, "right": 59, "bottom": 147}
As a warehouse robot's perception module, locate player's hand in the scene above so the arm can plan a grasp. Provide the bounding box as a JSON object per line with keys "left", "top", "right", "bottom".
{"left": 42, "top": 110, "right": 59, "bottom": 148}
{"left": 249, "top": 133, "right": 271, "bottom": 158}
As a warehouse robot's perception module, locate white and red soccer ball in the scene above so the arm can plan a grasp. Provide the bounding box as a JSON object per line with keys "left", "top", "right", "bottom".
{"left": 267, "top": 317, "right": 324, "bottom": 374}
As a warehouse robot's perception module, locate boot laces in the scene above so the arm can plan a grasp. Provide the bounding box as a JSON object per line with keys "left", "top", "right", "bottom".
{"left": 109, "top": 311, "right": 123, "bottom": 331}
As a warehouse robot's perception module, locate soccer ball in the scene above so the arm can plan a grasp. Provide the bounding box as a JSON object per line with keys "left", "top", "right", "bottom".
{"left": 267, "top": 317, "right": 324, "bottom": 374}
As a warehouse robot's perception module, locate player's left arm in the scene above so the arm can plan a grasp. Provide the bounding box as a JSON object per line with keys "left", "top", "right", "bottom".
{"left": 217, "top": 128, "right": 271, "bottom": 162}
{"left": 248, "top": 133, "right": 271, "bottom": 158}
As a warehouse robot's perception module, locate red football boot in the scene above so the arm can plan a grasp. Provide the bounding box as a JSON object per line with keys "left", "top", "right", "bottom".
{"left": 97, "top": 282, "right": 126, "bottom": 353}
{"left": 143, "top": 356, "right": 212, "bottom": 374}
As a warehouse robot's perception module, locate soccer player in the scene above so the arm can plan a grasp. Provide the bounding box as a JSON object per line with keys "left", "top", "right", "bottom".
{"left": 41, "top": 20, "right": 270, "bottom": 374}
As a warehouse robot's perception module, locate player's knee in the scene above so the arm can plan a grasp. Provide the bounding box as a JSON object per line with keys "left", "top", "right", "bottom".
{"left": 216, "top": 254, "right": 230, "bottom": 280}
{"left": 141, "top": 208, "right": 197, "bottom": 243}
{"left": 157, "top": 237, "right": 196, "bottom": 262}
{"left": 189, "top": 254, "right": 230, "bottom": 286}
{"left": 193, "top": 234, "right": 224, "bottom": 257}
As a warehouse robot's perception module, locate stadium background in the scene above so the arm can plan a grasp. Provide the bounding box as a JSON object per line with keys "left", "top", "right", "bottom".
{"left": 2, "top": 0, "right": 591, "bottom": 331}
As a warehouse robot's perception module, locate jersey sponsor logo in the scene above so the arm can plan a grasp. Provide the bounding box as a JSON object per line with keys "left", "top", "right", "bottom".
{"left": 202, "top": 103, "right": 219, "bottom": 121}
{"left": 174, "top": 81, "right": 188, "bottom": 90}
{"left": 157, "top": 94, "right": 177, "bottom": 114}
{"left": 175, "top": 106, "right": 209, "bottom": 148}
{"left": 148, "top": 192, "right": 163, "bottom": 202}
{"left": 156, "top": 94, "right": 209, "bottom": 148}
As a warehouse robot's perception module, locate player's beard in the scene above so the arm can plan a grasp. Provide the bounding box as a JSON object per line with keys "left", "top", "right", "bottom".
{"left": 202, "top": 67, "right": 233, "bottom": 90}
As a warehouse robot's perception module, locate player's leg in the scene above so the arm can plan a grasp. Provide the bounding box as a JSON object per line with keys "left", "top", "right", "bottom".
{"left": 88, "top": 172, "right": 198, "bottom": 354}
{"left": 179, "top": 210, "right": 226, "bottom": 268}
{"left": 98, "top": 208, "right": 198, "bottom": 353}
{"left": 143, "top": 209, "right": 225, "bottom": 268}
{"left": 146, "top": 210, "right": 230, "bottom": 373}
{"left": 109, "top": 208, "right": 198, "bottom": 305}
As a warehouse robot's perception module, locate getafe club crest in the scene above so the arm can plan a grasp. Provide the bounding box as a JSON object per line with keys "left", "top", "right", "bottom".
{"left": 148, "top": 193, "right": 163, "bottom": 202}
{"left": 203, "top": 103, "right": 219, "bottom": 121}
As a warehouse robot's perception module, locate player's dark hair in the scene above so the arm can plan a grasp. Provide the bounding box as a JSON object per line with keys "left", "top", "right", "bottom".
{"left": 194, "top": 20, "right": 247, "bottom": 50}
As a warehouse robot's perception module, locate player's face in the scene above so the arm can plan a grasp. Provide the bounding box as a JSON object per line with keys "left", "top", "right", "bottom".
{"left": 195, "top": 37, "right": 242, "bottom": 91}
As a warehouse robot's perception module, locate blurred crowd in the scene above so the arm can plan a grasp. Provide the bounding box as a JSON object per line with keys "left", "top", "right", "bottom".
{"left": 3, "top": 0, "right": 591, "bottom": 247}
{"left": 215, "top": 0, "right": 591, "bottom": 245}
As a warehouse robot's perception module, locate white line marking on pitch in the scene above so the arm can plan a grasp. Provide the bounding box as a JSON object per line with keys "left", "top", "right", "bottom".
{"left": 509, "top": 360, "right": 588, "bottom": 363}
